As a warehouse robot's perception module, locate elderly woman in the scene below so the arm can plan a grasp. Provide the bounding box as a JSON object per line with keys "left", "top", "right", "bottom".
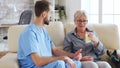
{"left": 63, "top": 10, "right": 111, "bottom": 68}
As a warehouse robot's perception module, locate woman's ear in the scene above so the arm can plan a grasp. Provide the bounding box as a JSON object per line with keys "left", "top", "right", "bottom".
{"left": 74, "top": 20, "right": 77, "bottom": 25}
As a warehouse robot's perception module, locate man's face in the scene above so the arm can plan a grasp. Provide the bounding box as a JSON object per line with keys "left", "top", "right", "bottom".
{"left": 44, "top": 11, "right": 51, "bottom": 25}
{"left": 44, "top": 16, "right": 49, "bottom": 25}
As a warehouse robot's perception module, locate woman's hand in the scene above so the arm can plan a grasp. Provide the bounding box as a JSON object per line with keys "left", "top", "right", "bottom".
{"left": 81, "top": 56, "right": 93, "bottom": 61}
{"left": 73, "top": 49, "right": 82, "bottom": 60}
{"left": 88, "top": 32, "right": 99, "bottom": 46}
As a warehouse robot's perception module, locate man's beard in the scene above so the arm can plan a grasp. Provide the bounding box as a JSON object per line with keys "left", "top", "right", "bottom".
{"left": 44, "top": 17, "right": 49, "bottom": 25}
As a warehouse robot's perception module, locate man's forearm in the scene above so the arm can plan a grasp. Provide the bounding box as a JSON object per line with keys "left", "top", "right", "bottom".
{"left": 52, "top": 48, "right": 74, "bottom": 58}
{"left": 31, "top": 53, "right": 66, "bottom": 66}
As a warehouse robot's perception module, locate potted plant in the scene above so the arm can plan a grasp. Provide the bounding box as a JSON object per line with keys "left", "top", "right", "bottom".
{"left": 55, "top": 6, "right": 67, "bottom": 21}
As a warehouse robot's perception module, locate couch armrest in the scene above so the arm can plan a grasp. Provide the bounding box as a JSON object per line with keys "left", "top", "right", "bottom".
{"left": 0, "top": 53, "right": 19, "bottom": 68}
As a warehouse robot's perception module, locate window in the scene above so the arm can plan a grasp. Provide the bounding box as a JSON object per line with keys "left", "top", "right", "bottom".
{"left": 81, "top": 0, "right": 120, "bottom": 25}
{"left": 81, "top": 0, "right": 99, "bottom": 23}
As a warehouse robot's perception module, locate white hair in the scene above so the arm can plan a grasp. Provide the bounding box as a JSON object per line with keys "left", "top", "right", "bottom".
{"left": 74, "top": 10, "right": 87, "bottom": 20}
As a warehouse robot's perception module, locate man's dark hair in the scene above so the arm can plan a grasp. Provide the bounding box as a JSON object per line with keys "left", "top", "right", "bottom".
{"left": 35, "top": 0, "right": 50, "bottom": 17}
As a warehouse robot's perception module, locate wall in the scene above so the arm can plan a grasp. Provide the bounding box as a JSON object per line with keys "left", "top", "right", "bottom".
{"left": 0, "top": 0, "right": 81, "bottom": 24}
{"left": 0, "top": 0, "right": 34, "bottom": 24}
{"left": 0, "top": 0, "right": 34, "bottom": 40}
{"left": 65, "top": 0, "right": 81, "bottom": 23}
{"left": 57, "top": 0, "right": 81, "bottom": 23}
{"left": 0, "top": 28, "right": 8, "bottom": 51}
{"left": 0, "top": 0, "right": 34, "bottom": 51}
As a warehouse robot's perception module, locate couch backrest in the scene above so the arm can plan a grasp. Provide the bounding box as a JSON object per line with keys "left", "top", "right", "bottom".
{"left": 8, "top": 22, "right": 120, "bottom": 52}
{"left": 8, "top": 25, "right": 28, "bottom": 52}
{"left": 8, "top": 22, "right": 64, "bottom": 52}
{"left": 64, "top": 23, "right": 120, "bottom": 50}
{"left": 45, "top": 22, "right": 64, "bottom": 49}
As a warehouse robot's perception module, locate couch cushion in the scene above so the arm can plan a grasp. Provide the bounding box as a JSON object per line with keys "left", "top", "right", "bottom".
{"left": 0, "top": 53, "right": 18, "bottom": 68}
{"left": 64, "top": 23, "right": 120, "bottom": 50}
{"left": 8, "top": 22, "right": 64, "bottom": 52}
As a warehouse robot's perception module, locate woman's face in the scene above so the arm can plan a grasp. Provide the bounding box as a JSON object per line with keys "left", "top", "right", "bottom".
{"left": 74, "top": 15, "right": 88, "bottom": 31}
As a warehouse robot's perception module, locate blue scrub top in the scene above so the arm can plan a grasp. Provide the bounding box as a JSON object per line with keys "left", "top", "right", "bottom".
{"left": 17, "top": 23, "right": 54, "bottom": 68}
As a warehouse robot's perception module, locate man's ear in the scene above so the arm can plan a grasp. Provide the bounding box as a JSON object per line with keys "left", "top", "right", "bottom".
{"left": 41, "top": 11, "right": 47, "bottom": 18}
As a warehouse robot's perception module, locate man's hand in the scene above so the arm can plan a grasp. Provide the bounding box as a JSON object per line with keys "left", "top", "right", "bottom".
{"left": 73, "top": 49, "right": 82, "bottom": 60}
{"left": 59, "top": 56, "right": 76, "bottom": 68}
{"left": 64, "top": 56, "right": 76, "bottom": 68}
{"left": 81, "top": 56, "right": 93, "bottom": 61}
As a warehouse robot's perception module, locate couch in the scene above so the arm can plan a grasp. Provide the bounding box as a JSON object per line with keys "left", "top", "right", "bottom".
{"left": 0, "top": 22, "right": 120, "bottom": 68}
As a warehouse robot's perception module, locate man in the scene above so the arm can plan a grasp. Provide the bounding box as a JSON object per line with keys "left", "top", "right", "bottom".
{"left": 17, "top": 1, "right": 81, "bottom": 68}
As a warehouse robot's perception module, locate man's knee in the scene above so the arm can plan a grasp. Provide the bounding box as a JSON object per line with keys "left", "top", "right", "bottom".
{"left": 82, "top": 61, "right": 98, "bottom": 68}
{"left": 55, "top": 60, "right": 66, "bottom": 68}
{"left": 42, "top": 60, "right": 65, "bottom": 68}
{"left": 73, "top": 60, "right": 81, "bottom": 68}
{"left": 96, "top": 61, "right": 111, "bottom": 68}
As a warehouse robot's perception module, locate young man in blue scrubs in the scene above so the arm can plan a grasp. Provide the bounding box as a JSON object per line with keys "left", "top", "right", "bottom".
{"left": 17, "top": 0, "right": 82, "bottom": 68}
